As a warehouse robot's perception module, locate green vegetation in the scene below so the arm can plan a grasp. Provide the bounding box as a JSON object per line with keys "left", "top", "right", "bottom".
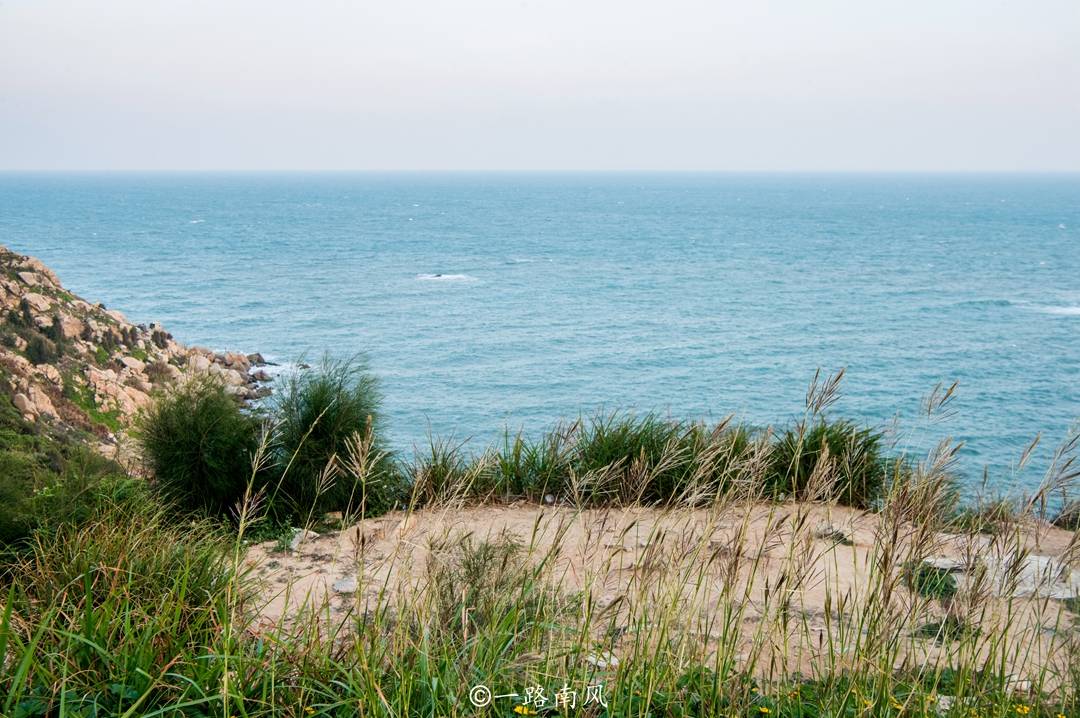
{"left": 905, "top": 561, "right": 960, "bottom": 602}
{"left": 410, "top": 435, "right": 483, "bottom": 505}
{"left": 1, "top": 500, "right": 236, "bottom": 716}
{"left": 62, "top": 372, "right": 122, "bottom": 432}
{"left": 1, "top": 473, "right": 1076, "bottom": 716}
{"left": 950, "top": 497, "right": 1017, "bottom": 535}
{"left": 1055, "top": 500, "right": 1080, "bottom": 531}
{"left": 0, "top": 397, "right": 133, "bottom": 546}
{"left": 272, "top": 355, "right": 401, "bottom": 519}
{"left": 3, "top": 365, "right": 1078, "bottom": 716}
{"left": 94, "top": 344, "right": 111, "bottom": 365}
{"left": 769, "top": 419, "right": 891, "bottom": 508}
{"left": 136, "top": 375, "right": 262, "bottom": 515}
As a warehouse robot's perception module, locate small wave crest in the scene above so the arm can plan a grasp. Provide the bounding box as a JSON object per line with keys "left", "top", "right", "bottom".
{"left": 956, "top": 299, "right": 1013, "bottom": 309}
{"left": 416, "top": 273, "right": 477, "bottom": 282}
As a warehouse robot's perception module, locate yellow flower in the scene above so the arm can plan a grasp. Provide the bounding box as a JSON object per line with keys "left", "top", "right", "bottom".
{"left": 890, "top": 700, "right": 904, "bottom": 711}
{"left": 304, "top": 708, "right": 316, "bottom": 716}
{"left": 514, "top": 706, "right": 538, "bottom": 716}
{"left": 863, "top": 699, "right": 874, "bottom": 708}
{"left": 1015, "top": 706, "right": 1031, "bottom": 716}
{"left": 758, "top": 708, "right": 771, "bottom": 715}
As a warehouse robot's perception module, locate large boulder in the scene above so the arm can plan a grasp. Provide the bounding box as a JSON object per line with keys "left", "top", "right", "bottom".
{"left": 223, "top": 351, "right": 251, "bottom": 371}
{"left": 57, "top": 313, "right": 85, "bottom": 340}
{"left": 22, "top": 292, "right": 52, "bottom": 313}
{"left": 120, "top": 355, "right": 146, "bottom": 373}
{"left": 12, "top": 392, "right": 33, "bottom": 416}
{"left": 188, "top": 354, "right": 212, "bottom": 373}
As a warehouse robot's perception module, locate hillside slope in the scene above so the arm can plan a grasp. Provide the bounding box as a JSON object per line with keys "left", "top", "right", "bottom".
{"left": 0, "top": 244, "right": 269, "bottom": 448}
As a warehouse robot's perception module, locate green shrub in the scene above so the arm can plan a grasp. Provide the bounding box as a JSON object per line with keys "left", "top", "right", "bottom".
{"left": 0, "top": 450, "right": 39, "bottom": 545}
{"left": 769, "top": 419, "right": 889, "bottom": 508}
{"left": 137, "top": 376, "right": 262, "bottom": 516}
{"left": 904, "top": 561, "right": 959, "bottom": 602}
{"left": 272, "top": 356, "right": 401, "bottom": 519}
{"left": 489, "top": 418, "right": 759, "bottom": 505}
{"left": 24, "top": 333, "right": 60, "bottom": 365}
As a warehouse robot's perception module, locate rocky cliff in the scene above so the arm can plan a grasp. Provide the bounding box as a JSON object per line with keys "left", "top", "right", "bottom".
{"left": 0, "top": 244, "right": 270, "bottom": 447}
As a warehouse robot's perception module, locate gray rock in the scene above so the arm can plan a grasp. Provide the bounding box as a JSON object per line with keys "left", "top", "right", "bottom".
{"left": 584, "top": 651, "right": 619, "bottom": 669}
{"left": 922, "top": 557, "right": 967, "bottom": 573}
{"left": 288, "top": 528, "right": 320, "bottom": 552}
{"left": 332, "top": 576, "right": 358, "bottom": 594}
{"left": 188, "top": 354, "right": 211, "bottom": 372}
{"left": 813, "top": 522, "right": 853, "bottom": 546}
{"left": 951, "top": 553, "right": 1080, "bottom": 599}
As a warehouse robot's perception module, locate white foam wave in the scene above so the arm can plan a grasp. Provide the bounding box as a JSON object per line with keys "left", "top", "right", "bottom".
{"left": 416, "top": 273, "right": 477, "bottom": 282}
{"left": 189, "top": 219, "right": 205, "bottom": 224}
{"left": 1040, "top": 306, "right": 1080, "bottom": 316}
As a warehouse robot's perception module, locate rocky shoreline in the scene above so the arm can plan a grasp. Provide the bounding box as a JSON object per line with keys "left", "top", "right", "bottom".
{"left": 0, "top": 244, "right": 271, "bottom": 444}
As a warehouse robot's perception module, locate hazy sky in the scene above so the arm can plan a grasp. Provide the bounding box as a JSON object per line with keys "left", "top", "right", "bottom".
{"left": 2, "top": 0, "right": 1078, "bottom": 171}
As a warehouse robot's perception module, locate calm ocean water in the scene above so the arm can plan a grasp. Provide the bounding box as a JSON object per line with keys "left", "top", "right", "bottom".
{"left": 1, "top": 173, "right": 1078, "bottom": 494}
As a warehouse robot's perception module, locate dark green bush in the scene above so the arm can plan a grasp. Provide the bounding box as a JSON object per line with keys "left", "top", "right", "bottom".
{"left": 273, "top": 356, "right": 401, "bottom": 519}
{"left": 24, "top": 334, "right": 60, "bottom": 365}
{"left": 951, "top": 497, "right": 1015, "bottom": 535}
{"left": 769, "top": 419, "right": 889, "bottom": 508}
{"left": 904, "top": 562, "right": 959, "bottom": 602}
{"left": 137, "top": 376, "right": 262, "bottom": 516}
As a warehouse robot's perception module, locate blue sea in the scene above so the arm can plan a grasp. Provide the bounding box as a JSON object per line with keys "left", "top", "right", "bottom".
{"left": 1, "top": 173, "right": 1078, "bottom": 495}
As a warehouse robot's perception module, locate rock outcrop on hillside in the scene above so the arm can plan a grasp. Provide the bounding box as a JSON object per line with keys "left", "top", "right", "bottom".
{"left": 0, "top": 244, "right": 270, "bottom": 444}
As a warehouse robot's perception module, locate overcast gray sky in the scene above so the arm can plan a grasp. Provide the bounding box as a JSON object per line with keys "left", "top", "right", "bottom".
{"left": 1, "top": 0, "right": 1078, "bottom": 171}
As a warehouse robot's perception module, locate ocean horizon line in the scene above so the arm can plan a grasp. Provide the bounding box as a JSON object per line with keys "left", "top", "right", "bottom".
{"left": 3, "top": 168, "right": 1080, "bottom": 176}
